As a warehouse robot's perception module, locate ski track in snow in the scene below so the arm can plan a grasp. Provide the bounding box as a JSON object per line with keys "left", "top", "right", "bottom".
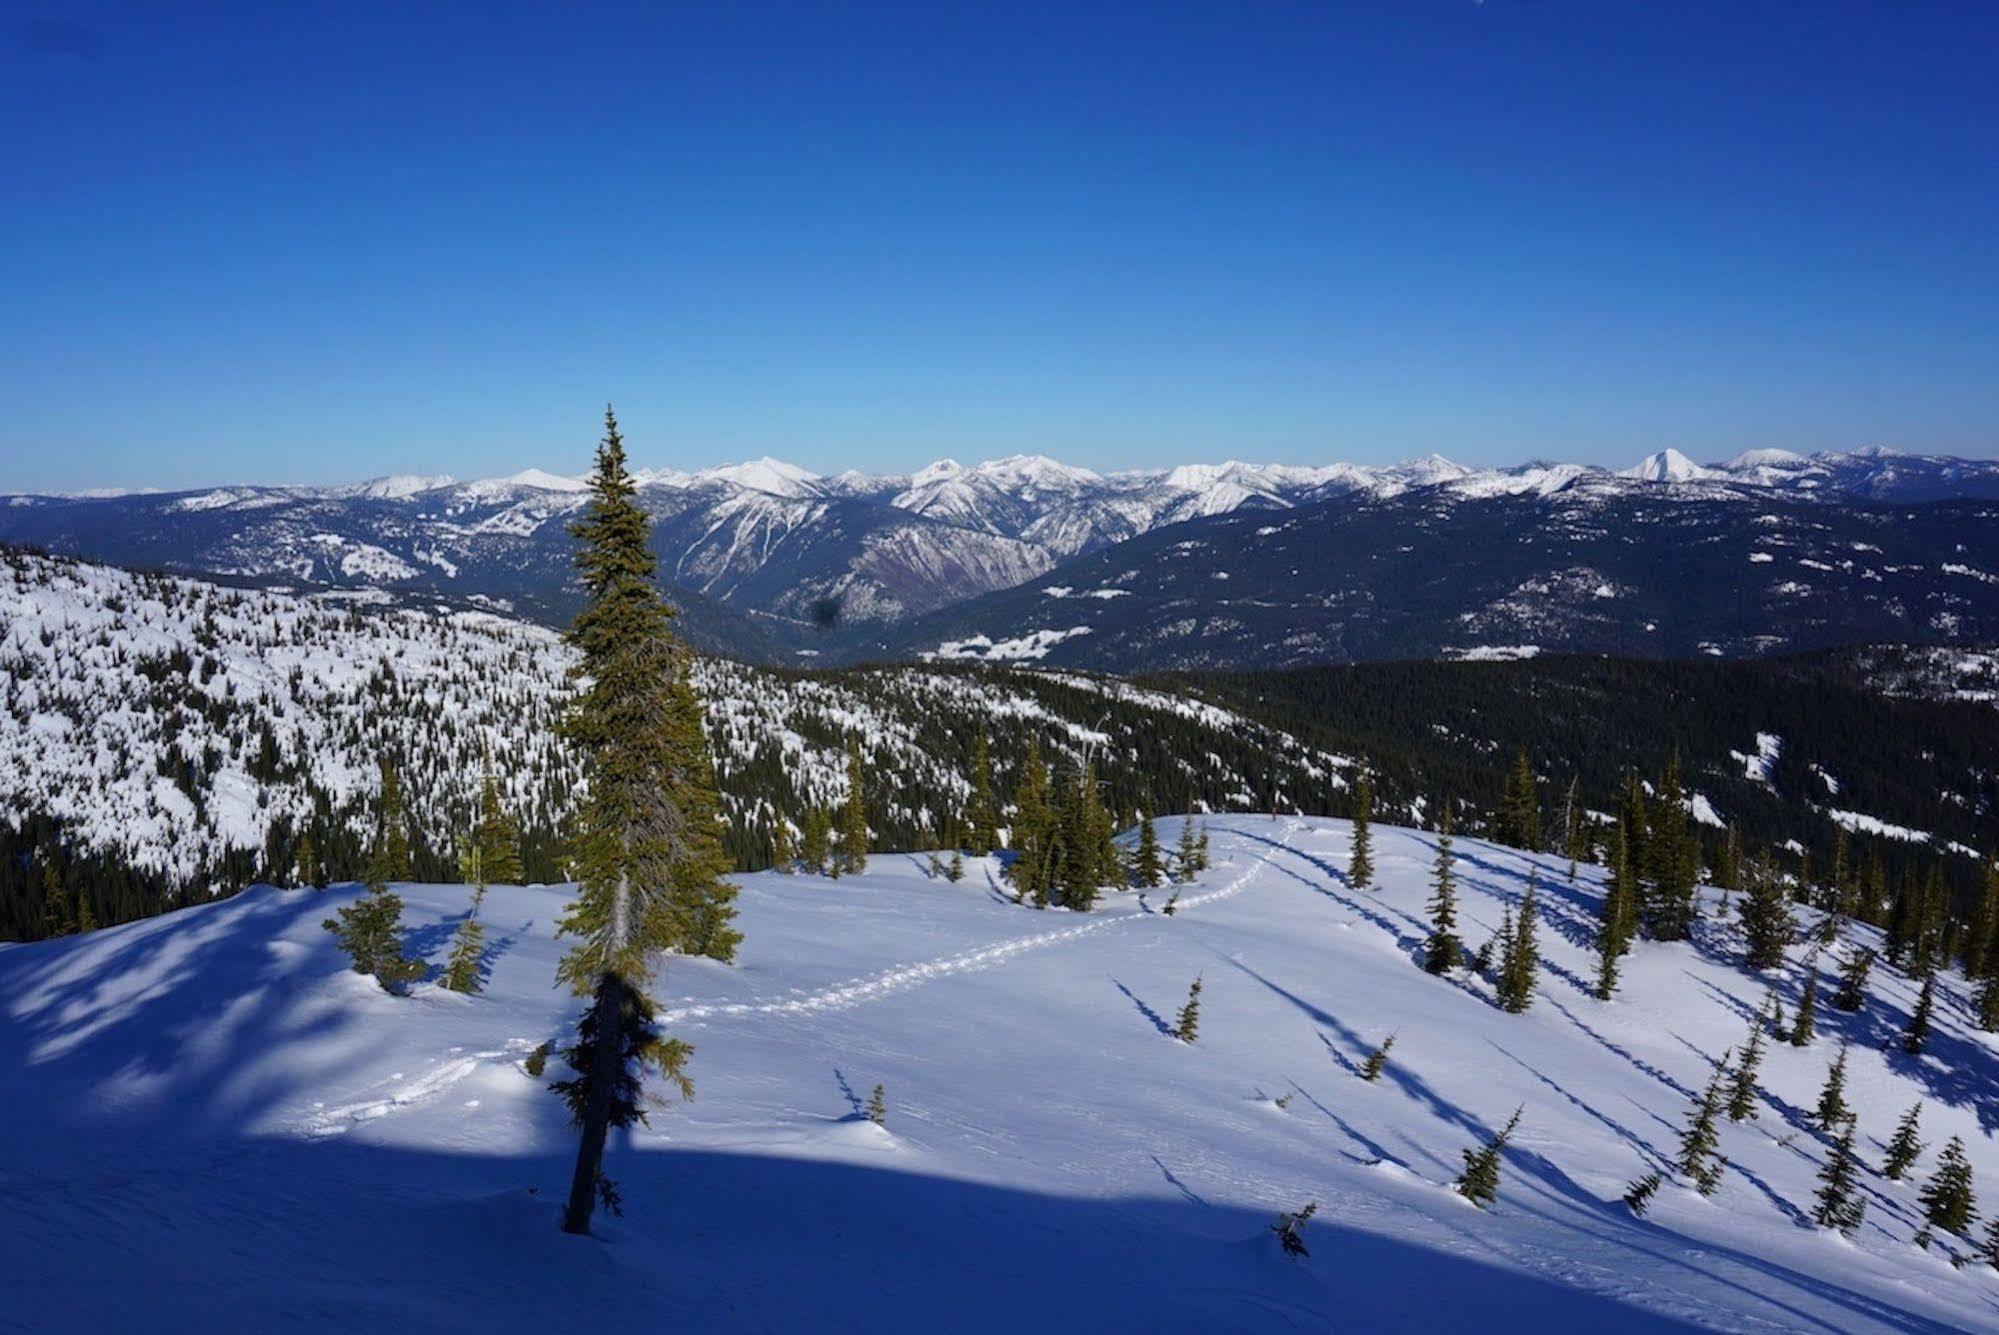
{"left": 288, "top": 825, "right": 1299, "bottom": 1138}
{"left": 661, "top": 821, "right": 1301, "bottom": 1026}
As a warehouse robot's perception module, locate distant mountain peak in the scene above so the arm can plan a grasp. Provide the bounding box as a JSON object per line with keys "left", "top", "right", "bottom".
{"left": 1621, "top": 448, "right": 1718, "bottom": 483}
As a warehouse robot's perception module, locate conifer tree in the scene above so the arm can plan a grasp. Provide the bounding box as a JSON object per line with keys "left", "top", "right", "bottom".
{"left": 471, "top": 765, "right": 522, "bottom": 887}
{"left": 1905, "top": 972, "right": 1937, "bottom": 1054}
{"left": 1349, "top": 769, "right": 1374, "bottom": 889}
{"left": 1499, "top": 748, "right": 1541, "bottom": 850}
{"left": 323, "top": 840, "right": 423, "bottom": 994}
{"left": 1360, "top": 1032, "right": 1396, "bottom": 1082}
{"left": 1270, "top": 1202, "right": 1317, "bottom": 1259}
{"left": 1135, "top": 809, "right": 1164, "bottom": 889}
{"left": 1727, "top": 1003, "right": 1768, "bottom": 1122}
{"left": 1969, "top": 856, "right": 1999, "bottom": 980}
{"left": 1424, "top": 812, "right": 1460, "bottom": 975}
{"left": 1623, "top": 1171, "right": 1663, "bottom": 1217}
{"left": 1497, "top": 878, "right": 1540, "bottom": 1013}
{"left": 1979, "top": 962, "right": 1999, "bottom": 1033}
{"left": 1599, "top": 820, "right": 1639, "bottom": 967}
{"left": 1920, "top": 1136, "right": 1978, "bottom": 1237}
{"left": 1713, "top": 825, "right": 1743, "bottom": 895}
{"left": 1883, "top": 1101, "right": 1925, "bottom": 1181}
{"left": 1174, "top": 974, "right": 1203, "bottom": 1043}
{"left": 1560, "top": 775, "right": 1587, "bottom": 882}
{"left": 295, "top": 828, "right": 322, "bottom": 890}
{"left": 838, "top": 737, "right": 870, "bottom": 877}
{"left": 1832, "top": 945, "right": 1874, "bottom": 1013}
{"left": 1647, "top": 754, "right": 1699, "bottom": 942}
{"left": 1195, "top": 822, "right": 1211, "bottom": 871}
{"left": 443, "top": 875, "right": 488, "bottom": 995}
{"left": 1814, "top": 1042, "right": 1851, "bottom": 1131}
{"left": 770, "top": 817, "right": 795, "bottom": 873}
{"left": 966, "top": 730, "right": 997, "bottom": 856}
{"left": 1176, "top": 816, "right": 1199, "bottom": 886}
{"left": 1679, "top": 1050, "right": 1731, "bottom": 1196}
{"left": 1455, "top": 1105, "right": 1524, "bottom": 1209}
{"left": 947, "top": 846, "right": 964, "bottom": 883}
{"left": 1594, "top": 904, "right": 1623, "bottom": 1002}
{"left": 866, "top": 1083, "right": 887, "bottom": 1125}
{"left": 1740, "top": 853, "right": 1794, "bottom": 972}
{"left": 800, "top": 806, "right": 830, "bottom": 875}
{"left": 74, "top": 892, "right": 98, "bottom": 933}
{"left": 1479, "top": 910, "right": 1510, "bottom": 979}
{"left": 1011, "top": 742, "right": 1057, "bottom": 904}
{"left": 553, "top": 408, "right": 730, "bottom": 1236}
{"left": 1790, "top": 962, "right": 1819, "bottom": 1047}
{"left": 375, "top": 758, "right": 411, "bottom": 881}
{"left": 1813, "top": 1115, "right": 1866, "bottom": 1235}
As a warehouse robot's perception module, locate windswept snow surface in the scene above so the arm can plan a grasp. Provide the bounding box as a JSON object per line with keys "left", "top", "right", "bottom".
{"left": 5, "top": 817, "right": 1998, "bottom": 1331}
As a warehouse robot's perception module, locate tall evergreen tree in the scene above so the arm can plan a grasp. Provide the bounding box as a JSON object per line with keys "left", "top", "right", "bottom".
{"left": 1647, "top": 754, "right": 1699, "bottom": 942}
{"left": 1883, "top": 1101, "right": 1926, "bottom": 1181}
{"left": 1175, "top": 816, "right": 1200, "bottom": 887}
{"left": 1560, "top": 775, "right": 1587, "bottom": 882}
{"left": 770, "top": 817, "right": 795, "bottom": 873}
{"left": 1455, "top": 1106, "right": 1525, "bottom": 1208}
{"left": 1812, "top": 1116, "right": 1866, "bottom": 1235}
{"left": 799, "top": 806, "right": 830, "bottom": 875}
{"left": 294, "top": 828, "right": 322, "bottom": 890}
{"left": 443, "top": 885, "right": 488, "bottom": 994}
{"left": 1010, "top": 741, "right": 1057, "bottom": 905}
{"left": 1423, "top": 811, "right": 1460, "bottom": 975}
{"left": 1602, "top": 819, "right": 1640, "bottom": 957}
{"left": 1979, "top": 960, "right": 1999, "bottom": 1033}
{"left": 1905, "top": 972, "right": 1937, "bottom": 1054}
{"left": 1348, "top": 769, "right": 1374, "bottom": 889}
{"left": 1920, "top": 1136, "right": 1978, "bottom": 1237}
{"left": 1499, "top": 748, "right": 1540, "bottom": 850}
{"left": 965, "top": 730, "right": 997, "bottom": 856}
{"left": 838, "top": 738, "right": 870, "bottom": 877}
{"left": 1679, "top": 1050, "right": 1731, "bottom": 1196}
{"left": 1740, "top": 853, "right": 1793, "bottom": 972}
{"left": 553, "top": 407, "right": 732, "bottom": 1236}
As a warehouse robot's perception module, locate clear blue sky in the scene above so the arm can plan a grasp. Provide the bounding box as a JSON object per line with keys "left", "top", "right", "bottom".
{"left": 3, "top": 1, "right": 1996, "bottom": 491}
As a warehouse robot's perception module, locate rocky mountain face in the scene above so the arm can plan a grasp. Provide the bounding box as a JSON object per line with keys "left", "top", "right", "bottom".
{"left": 7, "top": 446, "right": 1999, "bottom": 666}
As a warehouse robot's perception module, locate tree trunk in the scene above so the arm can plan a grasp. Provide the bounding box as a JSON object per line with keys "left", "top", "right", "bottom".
{"left": 561, "top": 971, "right": 626, "bottom": 1235}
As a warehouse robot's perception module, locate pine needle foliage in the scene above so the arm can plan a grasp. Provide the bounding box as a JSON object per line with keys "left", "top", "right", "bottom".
{"left": 1360, "top": 1032, "right": 1397, "bottom": 1082}
{"left": 1348, "top": 769, "right": 1374, "bottom": 889}
{"left": 1174, "top": 974, "right": 1204, "bottom": 1044}
{"left": 1456, "top": 1105, "right": 1525, "bottom": 1209}
{"left": 1883, "top": 1102, "right": 1925, "bottom": 1181}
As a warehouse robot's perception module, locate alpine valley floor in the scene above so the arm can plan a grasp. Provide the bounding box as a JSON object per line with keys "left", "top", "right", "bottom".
{"left": 4, "top": 817, "right": 1997, "bottom": 1332}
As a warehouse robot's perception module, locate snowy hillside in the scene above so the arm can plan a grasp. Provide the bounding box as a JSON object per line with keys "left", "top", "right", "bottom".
{"left": 0, "top": 549, "right": 1350, "bottom": 900}
{"left": 5, "top": 815, "right": 1997, "bottom": 1331}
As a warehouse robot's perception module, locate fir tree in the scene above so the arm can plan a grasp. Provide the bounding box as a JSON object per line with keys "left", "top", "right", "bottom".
{"left": 1882, "top": 1101, "right": 1925, "bottom": 1181}
{"left": 1647, "top": 754, "right": 1699, "bottom": 942}
{"left": 475, "top": 765, "right": 523, "bottom": 886}
{"left": 1499, "top": 748, "right": 1541, "bottom": 850}
{"left": 1968, "top": 857, "right": 1999, "bottom": 980}
{"left": 294, "top": 829, "right": 321, "bottom": 890}
{"left": 1740, "top": 853, "right": 1793, "bottom": 972}
{"left": 1560, "top": 775, "right": 1587, "bottom": 882}
{"left": 1920, "top": 1136, "right": 1978, "bottom": 1237}
{"left": 1601, "top": 820, "right": 1639, "bottom": 958}
{"left": 1270, "top": 1202, "right": 1317, "bottom": 1259}
{"left": 1477, "top": 911, "right": 1509, "bottom": 979}
{"left": 1175, "top": 816, "right": 1199, "bottom": 885}
{"left": 1011, "top": 742, "right": 1057, "bottom": 905}
{"left": 1727, "top": 1003, "right": 1768, "bottom": 1122}
{"left": 1905, "top": 972, "right": 1937, "bottom": 1055}
{"left": 1790, "top": 961, "right": 1819, "bottom": 1047}
{"left": 947, "top": 847, "right": 964, "bottom": 883}
{"left": 1195, "top": 822, "right": 1211, "bottom": 871}
{"left": 1174, "top": 974, "right": 1203, "bottom": 1043}
{"left": 866, "top": 1083, "right": 887, "bottom": 1125}
{"left": 1814, "top": 1042, "right": 1851, "bottom": 1131}
{"left": 1455, "top": 1105, "right": 1525, "bottom": 1209}
{"left": 73, "top": 891, "right": 98, "bottom": 933}
{"left": 1623, "top": 1171, "right": 1663, "bottom": 1217}
{"left": 1135, "top": 809, "right": 1164, "bottom": 889}
{"left": 1979, "top": 964, "right": 1999, "bottom": 1033}
{"left": 1349, "top": 769, "right": 1374, "bottom": 889}
{"left": 1679, "top": 1050, "right": 1731, "bottom": 1196}
{"left": 966, "top": 730, "right": 997, "bottom": 856}
{"left": 1360, "top": 1032, "right": 1396, "bottom": 1082}
{"left": 1423, "top": 812, "right": 1460, "bottom": 975}
{"left": 1832, "top": 945, "right": 1874, "bottom": 1013}
{"left": 554, "top": 408, "right": 731, "bottom": 1236}
{"left": 1813, "top": 1115, "right": 1866, "bottom": 1235}
{"left": 322, "top": 878, "right": 423, "bottom": 993}
{"left": 443, "top": 892, "right": 487, "bottom": 994}
{"left": 770, "top": 817, "right": 795, "bottom": 873}
{"left": 1496, "top": 878, "right": 1540, "bottom": 1013}
{"left": 838, "top": 737, "right": 870, "bottom": 877}
{"left": 800, "top": 806, "right": 830, "bottom": 875}
{"left": 375, "top": 758, "right": 411, "bottom": 881}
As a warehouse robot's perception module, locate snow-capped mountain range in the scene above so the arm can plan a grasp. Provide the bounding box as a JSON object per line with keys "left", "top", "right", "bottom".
{"left": 6, "top": 446, "right": 1999, "bottom": 665}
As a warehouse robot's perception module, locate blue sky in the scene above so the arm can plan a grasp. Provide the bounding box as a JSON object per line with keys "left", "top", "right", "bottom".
{"left": 3, "top": 1, "right": 1996, "bottom": 491}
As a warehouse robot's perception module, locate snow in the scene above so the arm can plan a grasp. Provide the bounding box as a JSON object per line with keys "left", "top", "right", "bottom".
{"left": 1445, "top": 644, "right": 1542, "bottom": 662}
{"left": 926, "top": 626, "right": 1095, "bottom": 662}
{"left": 1732, "top": 733, "right": 1783, "bottom": 786}
{"left": 1826, "top": 809, "right": 1932, "bottom": 844}
{"left": 5, "top": 816, "right": 1997, "bottom": 1331}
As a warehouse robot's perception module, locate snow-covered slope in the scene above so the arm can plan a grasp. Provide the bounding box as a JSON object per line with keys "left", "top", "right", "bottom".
{"left": 4, "top": 815, "right": 1994, "bottom": 1331}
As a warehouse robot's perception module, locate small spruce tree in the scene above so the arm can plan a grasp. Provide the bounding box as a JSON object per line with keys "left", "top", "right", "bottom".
{"left": 1883, "top": 1102, "right": 1925, "bottom": 1181}
{"left": 1136, "top": 810, "right": 1164, "bottom": 889}
{"left": 1455, "top": 1105, "right": 1525, "bottom": 1209}
{"left": 1360, "top": 1032, "right": 1396, "bottom": 1082}
{"left": 1790, "top": 962, "right": 1819, "bottom": 1047}
{"left": 1814, "top": 1042, "right": 1852, "bottom": 1131}
{"left": 866, "top": 1083, "right": 887, "bottom": 1125}
{"left": 1176, "top": 818, "right": 1199, "bottom": 885}
{"left": 1920, "top": 1136, "right": 1978, "bottom": 1237}
{"left": 1424, "top": 812, "right": 1460, "bottom": 975}
{"left": 1740, "top": 853, "right": 1794, "bottom": 972}
{"left": 1174, "top": 974, "right": 1204, "bottom": 1044}
{"left": 1623, "top": 1170, "right": 1663, "bottom": 1217}
{"left": 1271, "top": 1202, "right": 1317, "bottom": 1259}
{"left": 1496, "top": 879, "right": 1540, "bottom": 1013}
{"left": 1679, "top": 1050, "right": 1731, "bottom": 1196}
{"left": 1812, "top": 1116, "right": 1866, "bottom": 1235}
{"left": 1832, "top": 945, "right": 1874, "bottom": 1013}
{"left": 1349, "top": 770, "right": 1374, "bottom": 889}
{"left": 1726, "top": 1005, "right": 1768, "bottom": 1122}
{"left": 800, "top": 806, "right": 830, "bottom": 875}
{"left": 1905, "top": 972, "right": 1937, "bottom": 1054}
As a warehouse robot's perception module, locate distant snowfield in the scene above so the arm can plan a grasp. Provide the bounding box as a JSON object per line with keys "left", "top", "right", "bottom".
{"left": 5, "top": 816, "right": 1997, "bottom": 1331}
